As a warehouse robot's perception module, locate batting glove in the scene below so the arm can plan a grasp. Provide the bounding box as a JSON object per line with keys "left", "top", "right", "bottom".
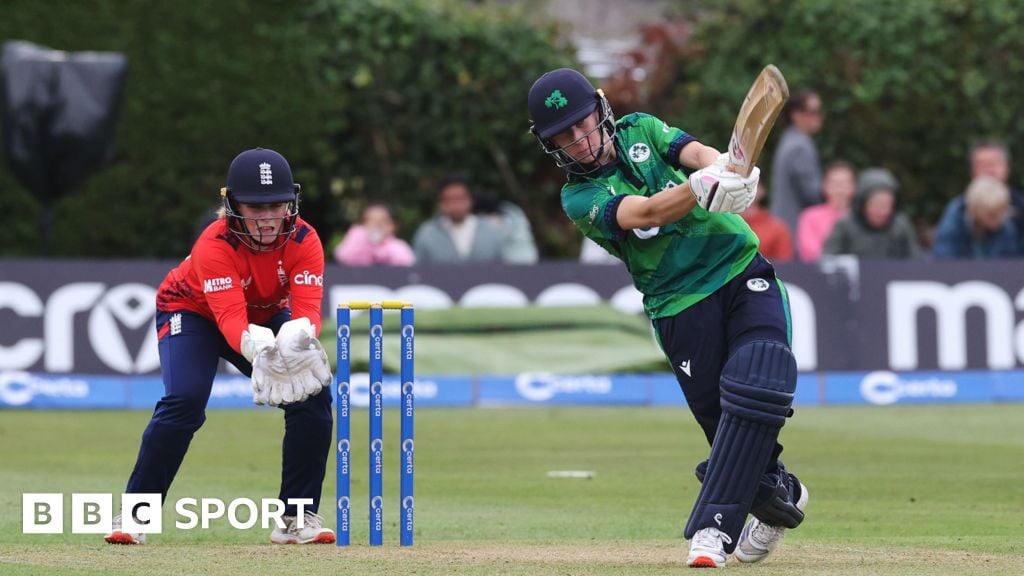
{"left": 689, "top": 164, "right": 760, "bottom": 214}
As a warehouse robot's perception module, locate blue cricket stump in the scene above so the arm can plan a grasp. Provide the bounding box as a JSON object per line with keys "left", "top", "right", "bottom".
{"left": 399, "top": 305, "right": 415, "bottom": 547}
{"left": 335, "top": 306, "right": 351, "bottom": 546}
{"left": 335, "top": 301, "right": 414, "bottom": 547}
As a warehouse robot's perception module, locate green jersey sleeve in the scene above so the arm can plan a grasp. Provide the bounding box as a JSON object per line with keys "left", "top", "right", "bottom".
{"left": 561, "top": 182, "right": 625, "bottom": 241}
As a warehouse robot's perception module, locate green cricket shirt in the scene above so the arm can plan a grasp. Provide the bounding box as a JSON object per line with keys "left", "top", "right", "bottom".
{"left": 561, "top": 112, "right": 759, "bottom": 319}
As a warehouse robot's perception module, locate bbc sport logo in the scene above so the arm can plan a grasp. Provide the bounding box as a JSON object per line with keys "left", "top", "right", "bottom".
{"left": 22, "top": 493, "right": 315, "bottom": 534}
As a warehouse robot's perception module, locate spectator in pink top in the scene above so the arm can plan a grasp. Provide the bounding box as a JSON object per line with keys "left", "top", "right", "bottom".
{"left": 796, "top": 160, "right": 856, "bottom": 262}
{"left": 333, "top": 203, "right": 415, "bottom": 266}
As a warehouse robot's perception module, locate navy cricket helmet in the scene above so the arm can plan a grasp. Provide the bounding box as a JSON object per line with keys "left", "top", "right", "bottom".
{"left": 220, "top": 148, "right": 300, "bottom": 252}
{"left": 527, "top": 68, "right": 616, "bottom": 175}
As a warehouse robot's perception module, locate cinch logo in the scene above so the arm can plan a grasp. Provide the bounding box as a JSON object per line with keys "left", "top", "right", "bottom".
{"left": 22, "top": 493, "right": 314, "bottom": 534}
{"left": 293, "top": 270, "right": 323, "bottom": 286}
{"left": 203, "top": 277, "right": 233, "bottom": 293}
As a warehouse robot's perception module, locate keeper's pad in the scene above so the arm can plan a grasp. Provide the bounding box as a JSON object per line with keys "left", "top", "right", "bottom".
{"left": 683, "top": 340, "right": 796, "bottom": 550}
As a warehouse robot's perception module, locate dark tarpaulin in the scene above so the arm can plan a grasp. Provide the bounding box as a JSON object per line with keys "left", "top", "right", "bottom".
{"left": 2, "top": 40, "right": 127, "bottom": 253}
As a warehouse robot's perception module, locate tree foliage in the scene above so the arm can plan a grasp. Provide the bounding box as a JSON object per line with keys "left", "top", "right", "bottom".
{"left": 303, "top": 0, "right": 575, "bottom": 249}
{"left": 0, "top": 0, "right": 323, "bottom": 257}
{"left": 0, "top": 0, "right": 573, "bottom": 257}
{"left": 657, "top": 0, "right": 1024, "bottom": 224}
{"left": 2, "top": 0, "right": 1022, "bottom": 256}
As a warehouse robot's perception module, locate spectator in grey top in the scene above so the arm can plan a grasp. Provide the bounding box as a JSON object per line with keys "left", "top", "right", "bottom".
{"left": 473, "top": 189, "right": 540, "bottom": 264}
{"left": 413, "top": 172, "right": 504, "bottom": 263}
{"left": 770, "top": 90, "right": 824, "bottom": 235}
{"left": 823, "top": 167, "right": 922, "bottom": 259}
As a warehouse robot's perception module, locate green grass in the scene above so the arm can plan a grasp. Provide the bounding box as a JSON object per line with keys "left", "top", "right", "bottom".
{"left": 1, "top": 405, "right": 1023, "bottom": 574}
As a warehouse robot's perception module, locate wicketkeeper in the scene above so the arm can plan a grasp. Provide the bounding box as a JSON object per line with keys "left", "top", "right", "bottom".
{"left": 528, "top": 68, "right": 808, "bottom": 568}
{"left": 105, "top": 148, "right": 335, "bottom": 545}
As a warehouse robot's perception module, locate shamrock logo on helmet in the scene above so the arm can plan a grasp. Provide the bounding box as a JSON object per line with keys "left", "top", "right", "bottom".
{"left": 544, "top": 90, "right": 569, "bottom": 110}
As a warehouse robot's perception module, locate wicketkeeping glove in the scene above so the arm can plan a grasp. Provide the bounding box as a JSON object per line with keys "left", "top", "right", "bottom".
{"left": 251, "top": 346, "right": 290, "bottom": 406}
{"left": 241, "top": 324, "right": 276, "bottom": 363}
{"left": 275, "top": 318, "right": 332, "bottom": 405}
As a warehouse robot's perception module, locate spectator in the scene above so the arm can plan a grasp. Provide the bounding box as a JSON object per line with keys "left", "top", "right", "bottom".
{"left": 969, "top": 140, "right": 1024, "bottom": 250}
{"left": 823, "top": 167, "right": 922, "bottom": 259}
{"left": 413, "top": 172, "right": 504, "bottom": 263}
{"left": 741, "top": 181, "right": 793, "bottom": 261}
{"left": 796, "top": 160, "right": 856, "bottom": 262}
{"left": 770, "top": 90, "right": 824, "bottom": 235}
{"left": 933, "top": 176, "right": 1020, "bottom": 259}
{"left": 474, "top": 190, "right": 540, "bottom": 263}
{"left": 333, "top": 203, "right": 414, "bottom": 266}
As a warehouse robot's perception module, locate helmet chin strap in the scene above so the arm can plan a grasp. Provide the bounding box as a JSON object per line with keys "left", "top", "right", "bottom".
{"left": 586, "top": 124, "right": 614, "bottom": 167}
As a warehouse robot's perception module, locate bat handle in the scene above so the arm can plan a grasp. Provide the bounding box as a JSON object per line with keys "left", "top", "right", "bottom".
{"left": 727, "top": 133, "right": 753, "bottom": 177}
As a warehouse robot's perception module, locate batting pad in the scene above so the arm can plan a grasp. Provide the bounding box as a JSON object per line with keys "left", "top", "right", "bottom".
{"left": 683, "top": 340, "right": 796, "bottom": 550}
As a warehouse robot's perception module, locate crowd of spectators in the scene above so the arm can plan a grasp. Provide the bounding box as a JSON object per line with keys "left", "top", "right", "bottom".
{"left": 326, "top": 93, "right": 1023, "bottom": 267}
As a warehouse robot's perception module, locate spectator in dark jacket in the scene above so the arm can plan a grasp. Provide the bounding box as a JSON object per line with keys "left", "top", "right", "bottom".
{"left": 969, "top": 140, "right": 1024, "bottom": 252}
{"left": 823, "top": 168, "right": 922, "bottom": 259}
{"left": 933, "top": 176, "right": 1020, "bottom": 259}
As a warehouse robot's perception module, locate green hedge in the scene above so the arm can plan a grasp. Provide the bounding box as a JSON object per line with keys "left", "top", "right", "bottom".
{"left": 4, "top": 0, "right": 1022, "bottom": 256}
{"left": 0, "top": 0, "right": 573, "bottom": 257}
{"left": 303, "top": 0, "right": 575, "bottom": 248}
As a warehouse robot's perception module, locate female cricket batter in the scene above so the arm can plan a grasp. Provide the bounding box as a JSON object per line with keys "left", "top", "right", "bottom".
{"left": 105, "top": 148, "right": 335, "bottom": 545}
{"left": 528, "top": 69, "right": 808, "bottom": 568}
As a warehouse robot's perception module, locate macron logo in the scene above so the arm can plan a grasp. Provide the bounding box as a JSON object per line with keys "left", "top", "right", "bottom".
{"left": 203, "top": 277, "right": 233, "bottom": 293}
{"left": 679, "top": 360, "right": 692, "bottom": 377}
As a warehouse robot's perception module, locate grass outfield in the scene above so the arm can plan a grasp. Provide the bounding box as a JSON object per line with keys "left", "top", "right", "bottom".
{"left": 1, "top": 405, "right": 1022, "bottom": 574}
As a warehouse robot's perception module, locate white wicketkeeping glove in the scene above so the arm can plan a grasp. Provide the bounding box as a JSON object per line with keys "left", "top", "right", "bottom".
{"left": 251, "top": 347, "right": 290, "bottom": 406}
{"left": 689, "top": 162, "right": 760, "bottom": 214}
{"left": 275, "top": 318, "right": 332, "bottom": 405}
{"left": 241, "top": 324, "right": 276, "bottom": 363}
{"left": 242, "top": 324, "right": 285, "bottom": 406}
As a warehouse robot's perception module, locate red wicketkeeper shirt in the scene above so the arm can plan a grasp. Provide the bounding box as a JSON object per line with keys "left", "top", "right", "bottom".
{"left": 156, "top": 217, "right": 325, "bottom": 354}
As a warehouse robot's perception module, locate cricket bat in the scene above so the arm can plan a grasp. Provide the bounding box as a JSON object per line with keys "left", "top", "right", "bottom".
{"left": 726, "top": 65, "right": 789, "bottom": 177}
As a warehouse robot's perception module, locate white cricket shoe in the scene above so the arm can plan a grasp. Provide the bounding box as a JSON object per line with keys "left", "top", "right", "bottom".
{"left": 104, "top": 514, "right": 145, "bottom": 545}
{"left": 735, "top": 482, "right": 809, "bottom": 563}
{"left": 270, "top": 511, "right": 336, "bottom": 544}
{"left": 687, "top": 527, "right": 731, "bottom": 568}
